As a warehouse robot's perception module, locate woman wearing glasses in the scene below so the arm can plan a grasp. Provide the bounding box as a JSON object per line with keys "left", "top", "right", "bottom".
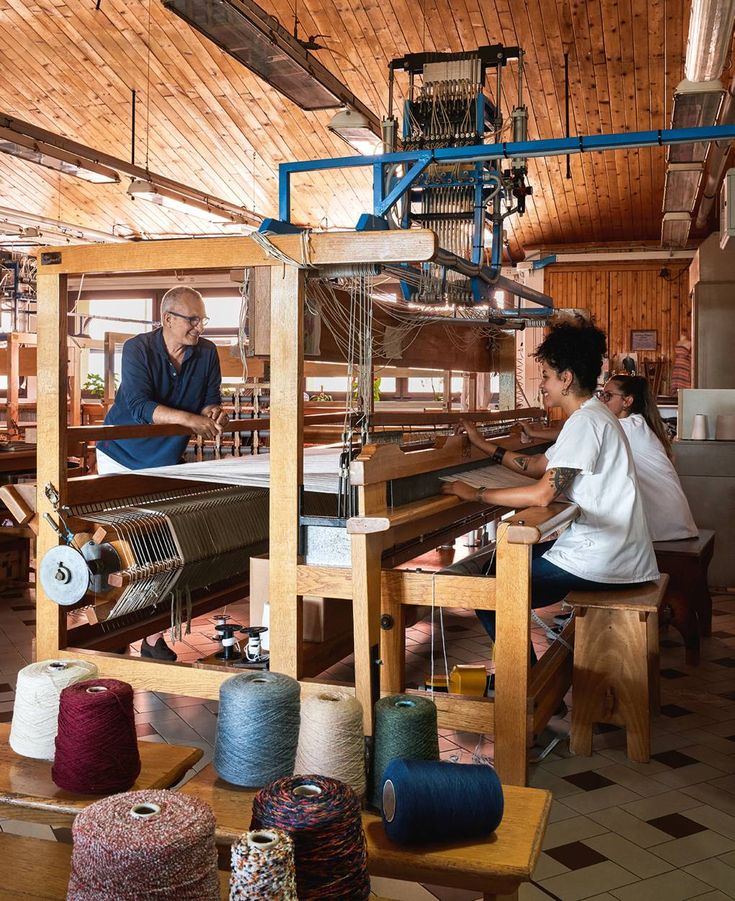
{"left": 442, "top": 322, "right": 658, "bottom": 664}
{"left": 96, "top": 285, "right": 229, "bottom": 660}
{"left": 598, "top": 375, "right": 696, "bottom": 541}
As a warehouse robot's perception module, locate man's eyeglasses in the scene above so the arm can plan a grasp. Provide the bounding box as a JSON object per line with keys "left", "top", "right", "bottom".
{"left": 595, "top": 389, "right": 625, "bottom": 402}
{"left": 167, "top": 311, "right": 210, "bottom": 328}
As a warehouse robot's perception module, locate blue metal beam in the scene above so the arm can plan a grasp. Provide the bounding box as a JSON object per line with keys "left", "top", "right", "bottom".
{"left": 276, "top": 125, "right": 735, "bottom": 223}
{"left": 375, "top": 155, "right": 432, "bottom": 217}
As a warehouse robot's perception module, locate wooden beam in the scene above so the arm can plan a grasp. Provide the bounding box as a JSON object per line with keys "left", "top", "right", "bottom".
{"left": 36, "top": 231, "right": 438, "bottom": 275}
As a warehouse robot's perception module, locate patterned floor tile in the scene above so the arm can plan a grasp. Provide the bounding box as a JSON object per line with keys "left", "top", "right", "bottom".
{"left": 652, "top": 830, "right": 735, "bottom": 866}
{"left": 609, "top": 869, "right": 713, "bottom": 901}
{"left": 539, "top": 860, "right": 638, "bottom": 901}
{"left": 584, "top": 832, "right": 673, "bottom": 878}
{"left": 647, "top": 812, "right": 708, "bottom": 838}
{"left": 587, "top": 807, "right": 673, "bottom": 848}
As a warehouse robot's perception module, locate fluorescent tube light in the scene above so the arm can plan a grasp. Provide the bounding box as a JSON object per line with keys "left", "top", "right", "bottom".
{"left": 685, "top": 0, "right": 735, "bottom": 82}
{"left": 0, "top": 127, "right": 119, "bottom": 184}
{"left": 328, "top": 109, "right": 384, "bottom": 155}
{"left": 127, "top": 178, "right": 251, "bottom": 224}
{"left": 667, "top": 79, "right": 724, "bottom": 163}
{"left": 662, "top": 164, "right": 703, "bottom": 212}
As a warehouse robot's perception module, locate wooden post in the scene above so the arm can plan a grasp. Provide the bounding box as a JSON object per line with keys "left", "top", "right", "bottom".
{"left": 351, "top": 482, "right": 387, "bottom": 734}
{"left": 7, "top": 333, "right": 19, "bottom": 435}
{"left": 493, "top": 523, "right": 532, "bottom": 785}
{"left": 103, "top": 332, "right": 116, "bottom": 411}
{"left": 35, "top": 273, "right": 69, "bottom": 660}
{"left": 443, "top": 370, "right": 452, "bottom": 412}
{"left": 267, "top": 265, "right": 304, "bottom": 679}
{"left": 68, "top": 345, "right": 82, "bottom": 426}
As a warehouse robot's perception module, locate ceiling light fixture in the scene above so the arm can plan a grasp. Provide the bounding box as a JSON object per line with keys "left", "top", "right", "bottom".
{"left": 0, "top": 127, "right": 119, "bottom": 184}
{"left": 162, "top": 0, "right": 380, "bottom": 132}
{"left": 328, "top": 109, "right": 384, "bottom": 155}
{"left": 127, "top": 178, "right": 253, "bottom": 225}
{"left": 662, "top": 163, "right": 704, "bottom": 212}
{"left": 667, "top": 79, "right": 724, "bottom": 163}
{"left": 661, "top": 212, "right": 691, "bottom": 247}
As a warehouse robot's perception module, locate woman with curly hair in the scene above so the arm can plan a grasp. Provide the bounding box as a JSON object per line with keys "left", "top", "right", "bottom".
{"left": 442, "top": 321, "right": 658, "bottom": 663}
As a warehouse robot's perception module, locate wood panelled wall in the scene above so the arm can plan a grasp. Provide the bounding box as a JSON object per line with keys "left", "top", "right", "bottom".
{"left": 545, "top": 262, "right": 691, "bottom": 394}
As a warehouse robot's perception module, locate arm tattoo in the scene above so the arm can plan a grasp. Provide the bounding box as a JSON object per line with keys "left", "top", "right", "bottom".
{"left": 513, "top": 455, "right": 530, "bottom": 471}
{"left": 548, "top": 467, "right": 580, "bottom": 497}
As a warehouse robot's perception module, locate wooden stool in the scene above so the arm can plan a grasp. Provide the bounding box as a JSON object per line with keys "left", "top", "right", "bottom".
{"left": 568, "top": 576, "right": 669, "bottom": 764}
{"left": 180, "top": 764, "right": 551, "bottom": 901}
{"left": 654, "top": 530, "right": 716, "bottom": 647}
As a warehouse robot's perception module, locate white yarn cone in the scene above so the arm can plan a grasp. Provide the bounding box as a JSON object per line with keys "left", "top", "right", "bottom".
{"left": 10, "top": 659, "right": 98, "bottom": 760}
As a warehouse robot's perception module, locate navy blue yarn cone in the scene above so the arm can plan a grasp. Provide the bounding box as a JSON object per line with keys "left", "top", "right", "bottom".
{"left": 381, "top": 758, "right": 504, "bottom": 845}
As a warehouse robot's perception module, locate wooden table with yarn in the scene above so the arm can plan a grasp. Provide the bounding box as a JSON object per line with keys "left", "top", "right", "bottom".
{"left": 0, "top": 723, "right": 202, "bottom": 830}
{"left": 180, "top": 763, "right": 552, "bottom": 900}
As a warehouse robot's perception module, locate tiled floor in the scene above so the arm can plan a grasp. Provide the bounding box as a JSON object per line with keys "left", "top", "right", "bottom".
{"left": 1, "top": 575, "right": 735, "bottom": 900}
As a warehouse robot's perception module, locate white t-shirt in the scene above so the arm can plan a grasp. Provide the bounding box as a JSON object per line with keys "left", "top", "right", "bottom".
{"left": 543, "top": 398, "right": 659, "bottom": 583}
{"left": 619, "top": 414, "right": 697, "bottom": 542}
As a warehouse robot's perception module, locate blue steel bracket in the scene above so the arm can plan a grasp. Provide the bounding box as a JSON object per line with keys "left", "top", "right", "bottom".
{"left": 374, "top": 154, "right": 433, "bottom": 218}
{"left": 258, "top": 218, "right": 305, "bottom": 235}
{"left": 532, "top": 255, "right": 557, "bottom": 270}
{"left": 356, "top": 214, "right": 390, "bottom": 231}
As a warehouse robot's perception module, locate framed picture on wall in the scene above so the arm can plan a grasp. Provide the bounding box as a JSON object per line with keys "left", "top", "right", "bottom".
{"left": 631, "top": 329, "right": 657, "bottom": 351}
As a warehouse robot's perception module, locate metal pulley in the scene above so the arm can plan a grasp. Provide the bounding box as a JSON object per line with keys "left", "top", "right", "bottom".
{"left": 39, "top": 540, "right": 121, "bottom": 607}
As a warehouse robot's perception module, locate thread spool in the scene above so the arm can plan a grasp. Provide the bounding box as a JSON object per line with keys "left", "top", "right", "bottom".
{"left": 251, "top": 774, "right": 370, "bottom": 901}
{"left": 370, "top": 694, "right": 440, "bottom": 810}
{"left": 294, "top": 691, "right": 366, "bottom": 797}
{"left": 230, "top": 828, "right": 297, "bottom": 901}
{"left": 52, "top": 678, "right": 141, "bottom": 793}
{"left": 449, "top": 664, "right": 488, "bottom": 697}
{"left": 214, "top": 671, "right": 300, "bottom": 787}
{"left": 381, "top": 758, "right": 504, "bottom": 845}
{"left": 67, "top": 789, "right": 219, "bottom": 901}
{"left": 9, "top": 659, "right": 98, "bottom": 760}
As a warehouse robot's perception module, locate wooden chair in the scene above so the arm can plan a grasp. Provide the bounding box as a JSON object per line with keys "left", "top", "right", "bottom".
{"left": 654, "top": 530, "right": 716, "bottom": 653}
{"left": 567, "top": 576, "right": 669, "bottom": 764}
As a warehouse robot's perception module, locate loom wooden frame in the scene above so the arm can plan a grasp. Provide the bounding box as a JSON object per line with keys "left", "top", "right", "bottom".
{"left": 34, "top": 229, "right": 574, "bottom": 788}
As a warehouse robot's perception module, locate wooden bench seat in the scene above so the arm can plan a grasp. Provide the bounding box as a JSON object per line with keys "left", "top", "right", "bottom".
{"left": 179, "top": 763, "right": 552, "bottom": 901}
{"left": 567, "top": 575, "right": 669, "bottom": 764}
{"left": 0, "top": 722, "right": 202, "bottom": 830}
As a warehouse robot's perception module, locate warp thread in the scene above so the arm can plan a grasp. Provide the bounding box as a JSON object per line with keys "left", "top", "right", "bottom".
{"left": 370, "top": 693, "right": 440, "bottom": 810}
{"left": 52, "top": 678, "right": 141, "bottom": 793}
{"left": 9, "top": 659, "right": 98, "bottom": 761}
{"left": 214, "top": 671, "right": 300, "bottom": 787}
{"left": 67, "top": 789, "right": 219, "bottom": 901}
{"left": 230, "top": 828, "right": 297, "bottom": 901}
{"left": 295, "top": 692, "right": 366, "bottom": 798}
{"left": 381, "top": 758, "right": 504, "bottom": 845}
{"left": 252, "top": 774, "right": 370, "bottom": 901}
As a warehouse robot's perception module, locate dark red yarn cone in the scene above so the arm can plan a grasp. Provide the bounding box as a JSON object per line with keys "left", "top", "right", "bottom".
{"left": 52, "top": 678, "right": 141, "bottom": 794}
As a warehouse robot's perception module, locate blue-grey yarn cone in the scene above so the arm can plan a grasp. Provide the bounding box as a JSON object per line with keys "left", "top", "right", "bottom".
{"left": 381, "top": 758, "right": 504, "bottom": 845}
{"left": 370, "top": 694, "right": 439, "bottom": 810}
{"left": 214, "top": 672, "right": 300, "bottom": 787}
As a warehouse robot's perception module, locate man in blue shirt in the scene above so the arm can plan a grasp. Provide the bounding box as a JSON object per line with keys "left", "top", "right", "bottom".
{"left": 96, "top": 285, "right": 229, "bottom": 659}
{"left": 97, "top": 286, "right": 227, "bottom": 471}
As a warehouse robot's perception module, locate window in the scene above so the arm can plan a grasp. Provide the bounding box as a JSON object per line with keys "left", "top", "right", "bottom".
{"left": 84, "top": 298, "right": 152, "bottom": 381}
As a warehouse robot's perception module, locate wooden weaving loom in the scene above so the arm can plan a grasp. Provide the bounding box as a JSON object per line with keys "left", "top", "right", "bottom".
{"left": 32, "top": 229, "right": 573, "bottom": 786}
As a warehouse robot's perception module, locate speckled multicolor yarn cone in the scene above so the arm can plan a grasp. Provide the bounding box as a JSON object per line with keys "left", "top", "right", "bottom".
{"left": 67, "top": 790, "right": 219, "bottom": 901}
{"left": 230, "top": 828, "right": 297, "bottom": 900}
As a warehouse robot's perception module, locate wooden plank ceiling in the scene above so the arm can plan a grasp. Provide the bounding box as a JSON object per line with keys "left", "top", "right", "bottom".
{"left": 0, "top": 0, "right": 691, "bottom": 255}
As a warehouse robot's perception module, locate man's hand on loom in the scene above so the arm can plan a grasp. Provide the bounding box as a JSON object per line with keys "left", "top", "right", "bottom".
{"left": 187, "top": 413, "right": 223, "bottom": 438}
{"left": 441, "top": 480, "right": 479, "bottom": 502}
{"left": 204, "top": 405, "right": 230, "bottom": 428}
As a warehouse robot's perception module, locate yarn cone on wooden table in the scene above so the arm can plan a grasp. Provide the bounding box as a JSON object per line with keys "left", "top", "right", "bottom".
{"left": 251, "top": 774, "right": 370, "bottom": 901}
{"left": 381, "top": 758, "right": 505, "bottom": 845}
{"left": 294, "top": 691, "right": 366, "bottom": 797}
{"left": 9, "top": 660, "right": 97, "bottom": 760}
{"left": 67, "top": 789, "right": 219, "bottom": 901}
{"left": 52, "top": 678, "right": 140, "bottom": 793}
{"left": 230, "top": 828, "right": 297, "bottom": 901}
{"left": 370, "top": 693, "right": 440, "bottom": 810}
{"left": 214, "top": 671, "right": 301, "bottom": 787}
